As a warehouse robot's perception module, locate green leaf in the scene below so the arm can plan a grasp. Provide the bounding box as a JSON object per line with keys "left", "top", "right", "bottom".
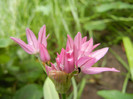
{"left": 84, "top": 20, "right": 106, "bottom": 31}
{"left": 43, "top": 77, "right": 59, "bottom": 99}
{"left": 0, "top": 38, "right": 11, "bottom": 48}
{"left": 96, "top": 2, "right": 133, "bottom": 13}
{"left": 13, "top": 84, "right": 43, "bottom": 99}
{"left": 123, "top": 37, "right": 133, "bottom": 80}
{"left": 97, "top": 90, "right": 133, "bottom": 99}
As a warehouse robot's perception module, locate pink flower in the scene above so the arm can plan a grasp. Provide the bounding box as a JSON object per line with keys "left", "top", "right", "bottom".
{"left": 46, "top": 32, "right": 119, "bottom": 75}
{"left": 67, "top": 32, "right": 119, "bottom": 74}
{"left": 45, "top": 32, "right": 119, "bottom": 93}
{"left": 10, "top": 25, "right": 50, "bottom": 62}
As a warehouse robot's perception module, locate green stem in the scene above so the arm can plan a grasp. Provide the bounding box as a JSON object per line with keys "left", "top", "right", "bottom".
{"left": 122, "top": 72, "right": 130, "bottom": 93}
{"left": 37, "top": 56, "right": 46, "bottom": 73}
{"left": 77, "top": 78, "right": 86, "bottom": 99}
{"left": 61, "top": 94, "right": 66, "bottom": 99}
{"left": 89, "top": 29, "right": 93, "bottom": 38}
{"left": 72, "top": 77, "right": 77, "bottom": 99}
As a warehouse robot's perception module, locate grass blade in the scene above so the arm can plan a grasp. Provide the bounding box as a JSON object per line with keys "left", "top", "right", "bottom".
{"left": 109, "top": 49, "right": 129, "bottom": 71}
{"left": 77, "top": 78, "right": 86, "bottom": 99}
{"left": 123, "top": 37, "right": 133, "bottom": 80}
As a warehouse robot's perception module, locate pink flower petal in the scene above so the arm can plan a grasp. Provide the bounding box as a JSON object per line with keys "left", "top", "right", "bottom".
{"left": 59, "top": 48, "right": 65, "bottom": 64}
{"left": 77, "top": 57, "right": 93, "bottom": 66}
{"left": 26, "top": 28, "right": 38, "bottom": 51}
{"left": 92, "top": 43, "right": 100, "bottom": 50}
{"left": 45, "top": 65, "right": 52, "bottom": 75}
{"left": 74, "top": 32, "right": 82, "bottom": 49}
{"left": 38, "top": 25, "right": 47, "bottom": 46}
{"left": 73, "top": 44, "right": 79, "bottom": 62}
{"left": 77, "top": 57, "right": 95, "bottom": 68}
{"left": 84, "top": 38, "right": 93, "bottom": 52}
{"left": 81, "top": 67, "right": 120, "bottom": 74}
{"left": 46, "top": 34, "right": 50, "bottom": 39}
{"left": 82, "top": 36, "right": 87, "bottom": 43}
{"left": 66, "top": 35, "right": 73, "bottom": 50}
{"left": 90, "top": 47, "right": 109, "bottom": 63}
{"left": 80, "top": 38, "right": 93, "bottom": 56}
{"left": 84, "top": 43, "right": 100, "bottom": 55}
{"left": 51, "top": 63, "right": 58, "bottom": 70}
{"left": 10, "top": 37, "right": 33, "bottom": 54}
{"left": 56, "top": 49, "right": 68, "bottom": 71}
{"left": 64, "top": 51, "right": 75, "bottom": 73}
{"left": 56, "top": 57, "right": 61, "bottom": 71}
{"left": 39, "top": 44, "right": 50, "bottom": 62}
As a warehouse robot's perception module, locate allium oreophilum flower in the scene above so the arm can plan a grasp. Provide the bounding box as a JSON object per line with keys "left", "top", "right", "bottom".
{"left": 11, "top": 25, "right": 119, "bottom": 94}
{"left": 46, "top": 32, "right": 119, "bottom": 93}
{"left": 10, "top": 25, "right": 50, "bottom": 63}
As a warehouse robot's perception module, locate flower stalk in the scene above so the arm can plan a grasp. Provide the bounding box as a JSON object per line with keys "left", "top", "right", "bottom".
{"left": 61, "top": 93, "right": 66, "bottom": 99}
{"left": 37, "top": 55, "right": 47, "bottom": 73}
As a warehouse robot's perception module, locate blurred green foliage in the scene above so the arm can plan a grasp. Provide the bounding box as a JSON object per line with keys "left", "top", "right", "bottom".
{"left": 0, "top": 0, "right": 133, "bottom": 98}
{"left": 98, "top": 90, "right": 133, "bottom": 99}
{"left": 13, "top": 84, "right": 43, "bottom": 99}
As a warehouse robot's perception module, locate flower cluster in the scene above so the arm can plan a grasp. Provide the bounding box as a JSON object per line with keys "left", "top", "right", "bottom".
{"left": 11, "top": 25, "right": 119, "bottom": 93}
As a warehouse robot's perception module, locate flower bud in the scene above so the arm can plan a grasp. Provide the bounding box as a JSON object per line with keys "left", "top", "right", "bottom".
{"left": 39, "top": 44, "right": 50, "bottom": 62}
